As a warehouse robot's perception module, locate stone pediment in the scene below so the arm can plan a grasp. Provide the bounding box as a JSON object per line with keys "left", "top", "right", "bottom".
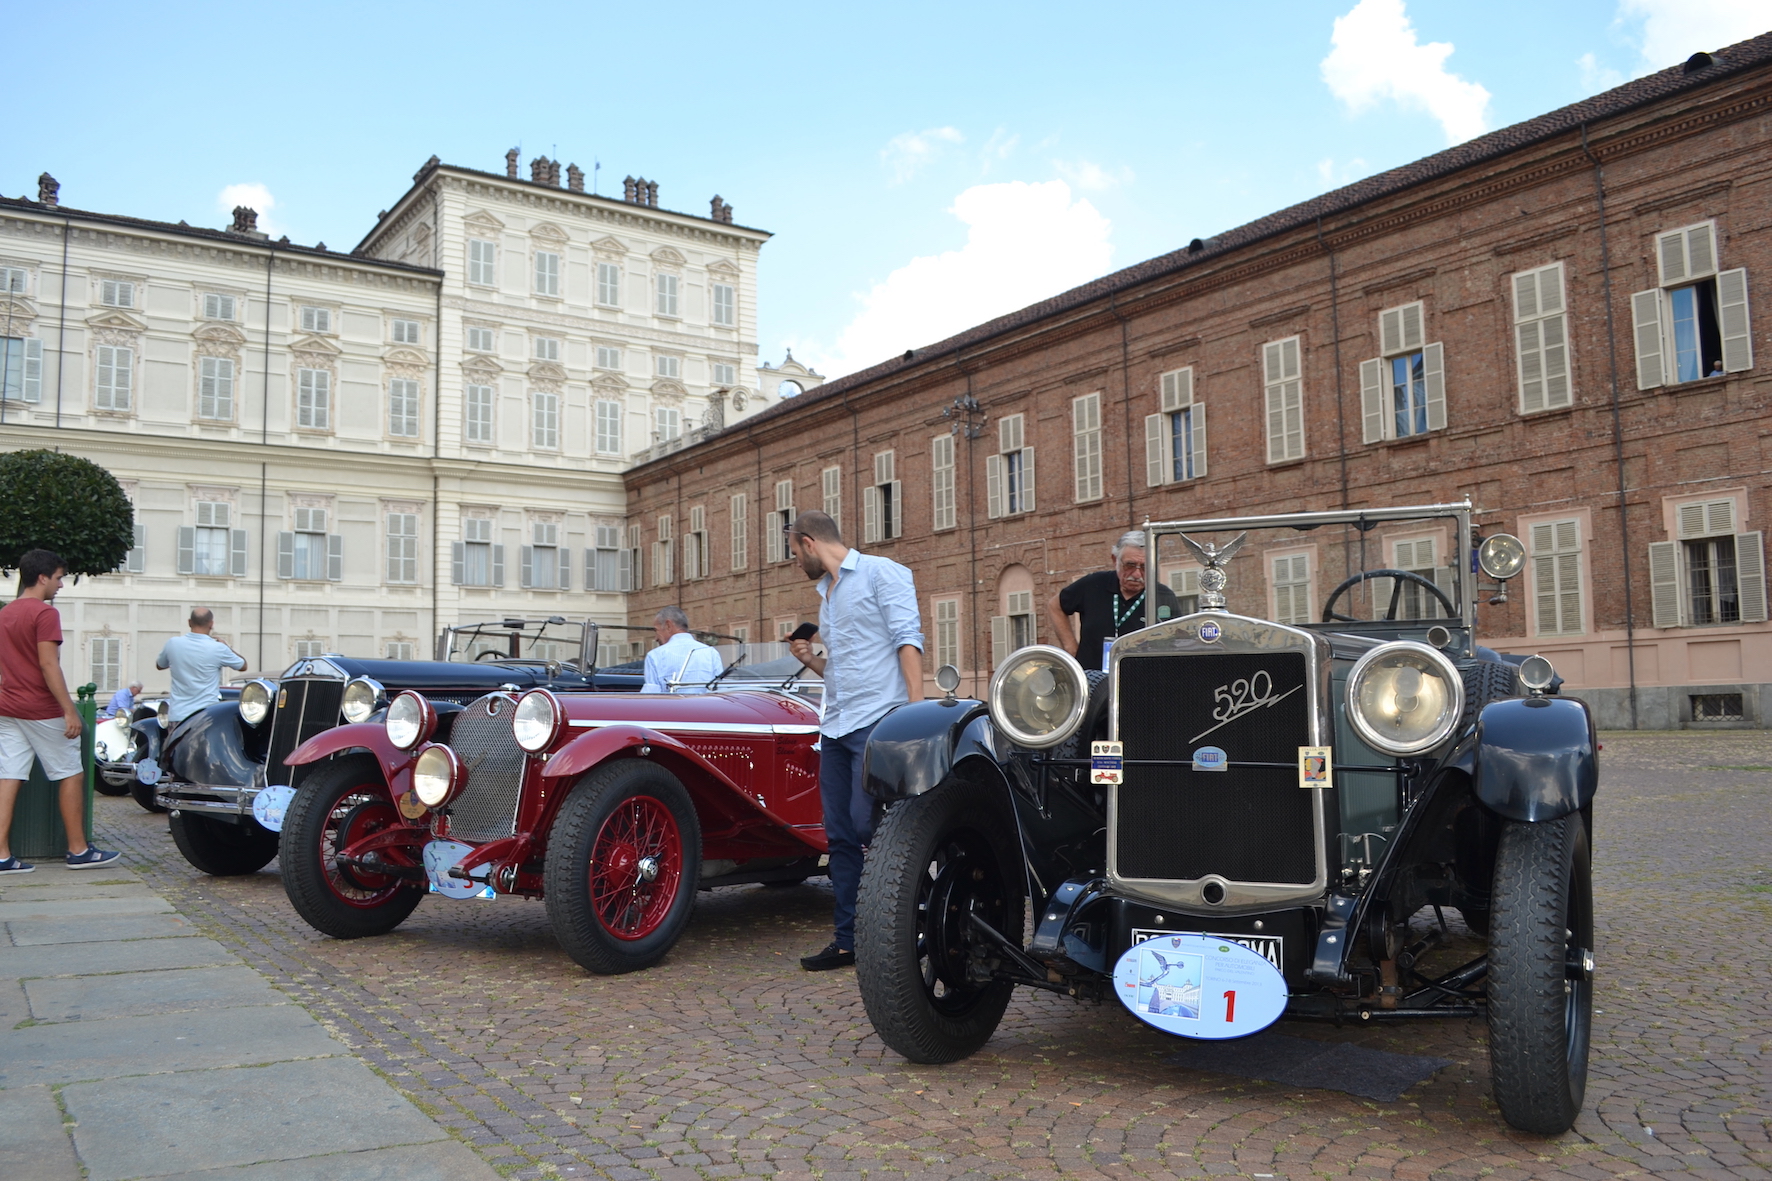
{"left": 290, "top": 334, "right": 343, "bottom": 356}
{"left": 707, "top": 257, "right": 740, "bottom": 277}
{"left": 463, "top": 208, "right": 505, "bottom": 231}
{"left": 591, "top": 235, "right": 627, "bottom": 257}
{"left": 194, "top": 321, "right": 247, "bottom": 345}
{"left": 384, "top": 346, "right": 429, "bottom": 367}
{"left": 530, "top": 222, "right": 568, "bottom": 243}
{"left": 528, "top": 360, "right": 567, "bottom": 382}
{"left": 650, "top": 246, "right": 686, "bottom": 267}
{"left": 86, "top": 309, "right": 144, "bottom": 332}
{"left": 591, "top": 372, "right": 629, "bottom": 392}
{"left": 0, "top": 297, "right": 37, "bottom": 323}
{"left": 462, "top": 354, "right": 504, "bottom": 376}
{"left": 651, "top": 378, "right": 686, "bottom": 402}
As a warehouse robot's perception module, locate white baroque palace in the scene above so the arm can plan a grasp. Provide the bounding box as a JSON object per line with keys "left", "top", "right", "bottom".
{"left": 0, "top": 157, "right": 775, "bottom": 694}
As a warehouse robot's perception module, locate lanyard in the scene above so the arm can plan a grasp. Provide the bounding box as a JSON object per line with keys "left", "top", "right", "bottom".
{"left": 1111, "top": 590, "right": 1145, "bottom": 635}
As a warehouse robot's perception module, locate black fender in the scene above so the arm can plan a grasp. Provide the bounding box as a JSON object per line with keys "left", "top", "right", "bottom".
{"left": 1473, "top": 696, "right": 1596, "bottom": 822}
{"left": 863, "top": 698, "right": 994, "bottom": 802}
{"left": 131, "top": 715, "right": 164, "bottom": 763}
{"left": 166, "top": 701, "right": 260, "bottom": 789}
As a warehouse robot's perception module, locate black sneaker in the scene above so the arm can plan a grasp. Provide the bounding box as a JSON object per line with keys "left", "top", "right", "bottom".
{"left": 800, "top": 942, "right": 856, "bottom": 971}
{"left": 65, "top": 847, "right": 121, "bottom": 870}
{"left": 0, "top": 856, "right": 34, "bottom": 874}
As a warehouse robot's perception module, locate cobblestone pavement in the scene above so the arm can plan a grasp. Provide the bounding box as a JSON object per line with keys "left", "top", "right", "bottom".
{"left": 101, "top": 731, "right": 1770, "bottom": 1181}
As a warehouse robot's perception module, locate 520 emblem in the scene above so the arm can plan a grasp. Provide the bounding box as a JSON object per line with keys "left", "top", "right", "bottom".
{"left": 1190, "top": 669, "right": 1302, "bottom": 743}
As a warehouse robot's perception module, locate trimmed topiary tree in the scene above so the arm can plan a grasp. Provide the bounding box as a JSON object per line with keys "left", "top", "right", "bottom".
{"left": 0, "top": 449, "right": 134, "bottom": 578}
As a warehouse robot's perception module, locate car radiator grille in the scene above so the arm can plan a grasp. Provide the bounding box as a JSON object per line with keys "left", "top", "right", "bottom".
{"left": 264, "top": 679, "right": 345, "bottom": 789}
{"left": 446, "top": 697, "right": 527, "bottom": 842}
{"left": 1116, "top": 652, "right": 1317, "bottom": 885}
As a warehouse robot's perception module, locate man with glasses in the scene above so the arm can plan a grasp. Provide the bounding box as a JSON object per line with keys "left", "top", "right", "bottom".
{"left": 783, "top": 510, "right": 923, "bottom": 971}
{"left": 1046, "top": 530, "right": 1181, "bottom": 672}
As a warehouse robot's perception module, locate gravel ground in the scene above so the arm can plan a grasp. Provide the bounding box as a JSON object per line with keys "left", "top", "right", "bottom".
{"left": 96, "top": 730, "right": 1771, "bottom": 1181}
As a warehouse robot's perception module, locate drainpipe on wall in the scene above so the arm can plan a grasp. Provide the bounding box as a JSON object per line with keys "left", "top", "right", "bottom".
{"left": 1583, "top": 123, "right": 1640, "bottom": 730}
{"left": 53, "top": 213, "right": 71, "bottom": 427}
{"left": 432, "top": 187, "right": 444, "bottom": 645}
{"left": 964, "top": 368, "right": 982, "bottom": 699}
{"left": 256, "top": 244, "right": 275, "bottom": 669}
{"left": 1317, "top": 216, "right": 1353, "bottom": 580}
{"left": 751, "top": 422, "right": 763, "bottom": 640}
{"left": 1109, "top": 292, "right": 1136, "bottom": 529}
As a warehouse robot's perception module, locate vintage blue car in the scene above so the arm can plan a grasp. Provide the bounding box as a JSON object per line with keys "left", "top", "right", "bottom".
{"left": 855, "top": 501, "right": 1595, "bottom": 1136}
{"left": 132, "top": 619, "right": 646, "bottom": 877}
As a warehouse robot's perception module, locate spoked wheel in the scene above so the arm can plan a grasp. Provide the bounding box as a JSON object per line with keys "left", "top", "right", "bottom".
{"left": 545, "top": 760, "right": 701, "bottom": 974}
{"left": 1488, "top": 813, "right": 1594, "bottom": 1134}
{"left": 168, "top": 811, "right": 279, "bottom": 876}
{"left": 856, "top": 775, "right": 1024, "bottom": 1063}
{"left": 280, "top": 755, "right": 423, "bottom": 939}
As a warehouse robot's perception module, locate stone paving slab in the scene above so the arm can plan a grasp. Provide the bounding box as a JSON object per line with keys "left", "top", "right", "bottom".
{"left": 146, "top": 1138, "right": 500, "bottom": 1180}
{"left": 0, "top": 935, "right": 237, "bottom": 980}
{"left": 0, "top": 1082, "right": 81, "bottom": 1179}
{"left": 0, "top": 880, "right": 155, "bottom": 901}
{"left": 26, "top": 964, "right": 288, "bottom": 1023}
{"left": 0, "top": 894, "right": 176, "bottom": 920}
{"left": 7, "top": 911, "right": 199, "bottom": 945}
{"left": 1, "top": 974, "right": 28, "bottom": 1027}
{"left": 60, "top": 1057, "right": 462, "bottom": 1181}
{"left": 0, "top": 1002, "right": 341, "bottom": 1087}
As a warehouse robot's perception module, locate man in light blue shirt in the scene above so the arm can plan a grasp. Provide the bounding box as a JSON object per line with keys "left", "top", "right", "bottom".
{"left": 641, "top": 606, "right": 724, "bottom": 694}
{"left": 102, "top": 682, "right": 142, "bottom": 718}
{"left": 155, "top": 608, "right": 247, "bottom": 725}
{"left": 785, "top": 510, "right": 923, "bottom": 971}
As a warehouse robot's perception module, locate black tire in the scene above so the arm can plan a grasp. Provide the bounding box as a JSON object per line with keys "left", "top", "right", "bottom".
{"left": 544, "top": 760, "right": 701, "bottom": 975}
{"left": 1462, "top": 661, "right": 1520, "bottom": 730}
{"left": 280, "top": 755, "right": 423, "bottom": 940}
{"left": 168, "top": 811, "right": 279, "bottom": 876}
{"left": 1488, "top": 814, "right": 1593, "bottom": 1134}
{"left": 131, "top": 778, "right": 168, "bottom": 813}
{"left": 94, "top": 768, "right": 131, "bottom": 797}
{"left": 855, "top": 775, "right": 1025, "bottom": 1063}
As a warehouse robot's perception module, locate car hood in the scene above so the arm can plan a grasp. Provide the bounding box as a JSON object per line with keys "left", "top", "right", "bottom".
{"left": 555, "top": 688, "right": 820, "bottom": 731}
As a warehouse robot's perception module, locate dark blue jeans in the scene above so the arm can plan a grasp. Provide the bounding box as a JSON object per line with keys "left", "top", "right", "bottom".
{"left": 819, "top": 722, "right": 877, "bottom": 951}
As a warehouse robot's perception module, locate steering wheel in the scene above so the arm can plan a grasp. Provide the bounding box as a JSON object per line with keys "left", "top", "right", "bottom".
{"left": 475, "top": 649, "right": 505, "bottom": 662}
{"left": 1321, "top": 568, "right": 1456, "bottom": 623}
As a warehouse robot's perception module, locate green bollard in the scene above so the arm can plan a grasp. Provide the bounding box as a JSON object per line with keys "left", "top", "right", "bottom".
{"left": 9, "top": 683, "right": 98, "bottom": 860}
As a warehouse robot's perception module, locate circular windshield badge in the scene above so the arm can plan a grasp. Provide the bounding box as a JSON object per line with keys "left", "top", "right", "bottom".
{"left": 1198, "top": 621, "right": 1222, "bottom": 643}
{"left": 1113, "top": 933, "right": 1288, "bottom": 1039}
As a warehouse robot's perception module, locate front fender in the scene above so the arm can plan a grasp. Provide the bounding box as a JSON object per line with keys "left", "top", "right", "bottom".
{"left": 166, "top": 702, "right": 257, "bottom": 788}
{"left": 286, "top": 722, "right": 411, "bottom": 787}
{"left": 1473, "top": 696, "right": 1597, "bottom": 822}
{"left": 863, "top": 698, "right": 991, "bottom": 802}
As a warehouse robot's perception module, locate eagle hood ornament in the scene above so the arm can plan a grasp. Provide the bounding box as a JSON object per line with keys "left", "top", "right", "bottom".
{"left": 1177, "top": 531, "right": 1248, "bottom": 610}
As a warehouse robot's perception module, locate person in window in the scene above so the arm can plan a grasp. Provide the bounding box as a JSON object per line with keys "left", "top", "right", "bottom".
{"left": 156, "top": 608, "right": 246, "bottom": 727}
{"left": 1709, "top": 359, "right": 1725, "bottom": 377}
{"left": 641, "top": 606, "right": 722, "bottom": 694}
{"left": 101, "top": 681, "right": 142, "bottom": 719}
{"left": 1046, "top": 530, "right": 1182, "bottom": 672}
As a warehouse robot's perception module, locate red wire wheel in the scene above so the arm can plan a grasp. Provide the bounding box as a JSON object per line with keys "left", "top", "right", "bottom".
{"left": 280, "top": 754, "right": 423, "bottom": 940}
{"left": 588, "top": 794, "right": 683, "bottom": 940}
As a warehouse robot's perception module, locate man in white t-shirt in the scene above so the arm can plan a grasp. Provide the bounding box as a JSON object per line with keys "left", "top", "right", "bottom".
{"left": 641, "top": 606, "right": 722, "bottom": 694}
{"left": 156, "top": 608, "right": 247, "bottom": 725}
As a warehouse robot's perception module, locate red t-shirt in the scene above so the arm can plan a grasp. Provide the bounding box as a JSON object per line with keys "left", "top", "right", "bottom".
{"left": 0, "top": 597, "right": 65, "bottom": 720}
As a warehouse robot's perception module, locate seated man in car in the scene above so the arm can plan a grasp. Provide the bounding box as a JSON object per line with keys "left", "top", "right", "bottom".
{"left": 642, "top": 606, "right": 723, "bottom": 694}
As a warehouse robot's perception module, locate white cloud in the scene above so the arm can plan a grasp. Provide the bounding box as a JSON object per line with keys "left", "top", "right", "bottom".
{"left": 1053, "top": 160, "right": 1134, "bottom": 191}
{"left": 812, "top": 180, "right": 1113, "bottom": 378}
{"left": 1320, "top": 0, "right": 1492, "bottom": 145}
{"left": 1619, "top": 0, "right": 1768, "bottom": 74}
{"left": 216, "top": 182, "right": 281, "bottom": 236}
{"left": 1577, "top": 52, "right": 1626, "bottom": 94}
{"left": 880, "top": 127, "right": 964, "bottom": 184}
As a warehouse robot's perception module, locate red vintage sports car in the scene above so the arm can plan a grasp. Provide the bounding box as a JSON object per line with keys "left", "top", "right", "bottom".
{"left": 275, "top": 674, "right": 828, "bottom": 973}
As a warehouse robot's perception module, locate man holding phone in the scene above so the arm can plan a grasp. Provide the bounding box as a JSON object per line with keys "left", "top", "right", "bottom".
{"left": 784, "top": 509, "right": 924, "bottom": 971}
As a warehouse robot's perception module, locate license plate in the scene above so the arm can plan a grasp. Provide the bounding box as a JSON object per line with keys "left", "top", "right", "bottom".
{"left": 1133, "top": 927, "right": 1284, "bottom": 972}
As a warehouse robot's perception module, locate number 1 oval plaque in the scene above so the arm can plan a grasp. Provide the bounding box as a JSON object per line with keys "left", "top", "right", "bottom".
{"left": 1113, "top": 933, "right": 1288, "bottom": 1040}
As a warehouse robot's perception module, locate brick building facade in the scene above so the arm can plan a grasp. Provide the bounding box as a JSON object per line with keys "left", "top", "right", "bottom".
{"left": 627, "top": 33, "right": 1772, "bottom": 729}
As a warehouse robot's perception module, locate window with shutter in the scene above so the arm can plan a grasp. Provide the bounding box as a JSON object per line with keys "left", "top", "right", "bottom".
{"left": 385, "top": 512, "right": 418, "bottom": 584}
{"left": 101, "top": 279, "right": 134, "bottom": 308}
{"left": 1366, "top": 304, "right": 1443, "bottom": 439}
{"left": 203, "top": 293, "right": 236, "bottom": 321}
{"left": 713, "top": 362, "right": 737, "bottom": 385}
{"left": 594, "top": 400, "right": 621, "bottom": 454}
{"left": 533, "top": 389, "right": 560, "bottom": 449}
{"left": 996, "top": 414, "right": 1031, "bottom": 514}
{"left": 1072, "top": 392, "right": 1102, "bottom": 501}
{"left": 535, "top": 251, "right": 560, "bottom": 296}
{"left": 1272, "top": 553, "right": 1311, "bottom": 625}
{"left": 1, "top": 337, "right": 42, "bottom": 403}
{"left": 468, "top": 239, "right": 496, "bottom": 286}
{"left": 1166, "top": 567, "right": 1202, "bottom": 615}
{"left": 1262, "top": 338, "right": 1304, "bottom": 462}
{"left": 95, "top": 345, "right": 133, "bottom": 411}
{"left": 989, "top": 615, "right": 1010, "bottom": 669}
{"left": 198, "top": 356, "right": 234, "bottom": 420}
{"left": 467, "top": 326, "right": 496, "bottom": 352}
{"left": 625, "top": 524, "right": 641, "bottom": 590}
{"left": 596, "top": 262, "right": 622, "bottom": 307}
{"left": 1716, "top": 268, "right": 1754, "bottom": 373}
{"left": 121, "top": 523, "right": 145, "bottom": 574}
{"left": 655, "top": 273, "right": 679, "bottom": 317}
{"left": 0, "top": 267, "right": 28, "bottom": 295}
{"left": 1656, "top": 222, "right": 1718, "bottom": 287}
{"left": 985, "top": 454, "right": 1003, "bottom": 519}
{"left": 193, "top": 502, "right": 233, "bottom": 577}
{"left": 823, "top": 465, "right": 842, "bottom": 529}
{"left": 730, "top": 494, "right": 747, "bottom": 570}
{"left": 931, "top": 434, "right": 956, "bottom": 530}
{"left": 1736, "top": 532, "right": 1767, "bottom": 624}
{"left": 388, "top": 379, "right": 420, "bottom": 437}
{"left": 712, "top": 283, "right": 736, "bottom": 326}
{"left": 297, "top": 369, "right": 330, "bottom": 429}
{"left": 934, "top": 599, "right": 961, "bottom": 670}
{"left": 392, "top": 319, "right": 422, "bottom": 345}
{"left": 465, "top": 384, "right": 494, "bottom": 444}
{"left": 1006, "top": 590, "right": 1034, "bottom": 651}
{"left": 89, "top": 636, "right": 122, "bottom": 694}
{"left": 300, "top": 306, "right": 331, "bottom": 334}
{"left": 595, "top": 345, "right": 622, "bottom": 370}
{"left": 1673, "top": 498, "right": 1749, "bottom": 625}
{"left": 1513, "top": 263, "right": 1571, "bottom": 413}
{"left": 1529, "top": 520, "right": 1584, "bottom": 635}
{"left": 534, "top": 336, "right": 560, "bottom": 362}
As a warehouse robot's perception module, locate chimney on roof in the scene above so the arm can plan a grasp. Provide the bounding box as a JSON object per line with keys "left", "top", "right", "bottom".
{"left": 710, "top": 195, "right": 733, "bottom": 223}
{"left": 530, "top": 155, "right": 550, "bottom": 184}
{"left": 623, "top": 176, "right": 637, "bottom": 202}
{"left": 567, "top": 163, "right": 584, "bottom": 192}
{"left": 506, "top": 148, "right": 519, "bottom": 178}
{"left": 231, "top": 206, "right": 259, "bottom": 234}
{"left": 37, "top": 173, "right": 58, "bottom": 207}
{"left": 645, "top": 180, "right": 658, "bottom": 207}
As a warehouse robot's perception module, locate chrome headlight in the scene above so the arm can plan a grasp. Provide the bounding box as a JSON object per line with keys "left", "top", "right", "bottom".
{"left": 341, "top": 677, "right": 385, "bottom": 724}
{"left": 1347, "top": 641, "right": 1465, "bottom": 756}
{"left": 412, "top": 744, "right": 464, "bottom": 808}
{"left": 513, "top": 689, "right": 561, "bottom": 753}
{"left": 156, "top": 700, "right": 170, "bottom": 728}
{"left": 238, "top": 679, "right": 276, "bottom": 726}
{"left": 988, "top": 645, "right": 1088, "bottom": 749}
{"left": 1518, "top": 654, "right": 1556, "bottom": 693}
{"left": 1478, "top": 533, "right": 1526, "bottom": 581}
{"left": 385, "top": 690, "right": 435, "bottom": 750}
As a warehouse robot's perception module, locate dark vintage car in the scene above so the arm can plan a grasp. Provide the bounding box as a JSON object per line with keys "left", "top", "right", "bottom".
{"left": 138, "top": 619, "right": 645, "bottom": 877}
{"left": 272, "top": 658, "right": 830, "bottom": 974}
{"left": 854, "top": 501, "right": 1597, "bottom": 1135}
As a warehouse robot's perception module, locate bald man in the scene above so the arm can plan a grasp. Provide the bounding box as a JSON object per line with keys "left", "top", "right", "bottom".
{"left": 156, "top": 608, "right": 246, "bottom": 726}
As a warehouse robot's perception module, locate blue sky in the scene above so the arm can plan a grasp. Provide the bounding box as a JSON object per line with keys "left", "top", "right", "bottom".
{"left": 5, "top": 1, "right": 1765, "bottom": 378}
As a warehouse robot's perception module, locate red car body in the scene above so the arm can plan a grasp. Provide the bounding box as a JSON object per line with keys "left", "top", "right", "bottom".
{"left": 276, "top": 686, "right": 828, "bottom": 973}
